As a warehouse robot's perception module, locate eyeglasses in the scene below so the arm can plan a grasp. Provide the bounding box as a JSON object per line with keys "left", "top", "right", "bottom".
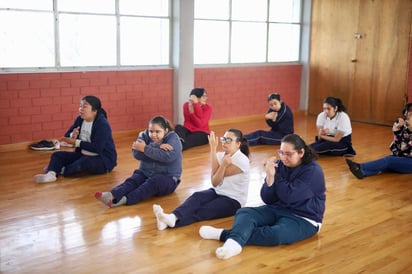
{"left": 220, "top": 137, "right": 233, "bottom": 144}
{"left": 277, "top": 150, "right": 297, "bottom": 158}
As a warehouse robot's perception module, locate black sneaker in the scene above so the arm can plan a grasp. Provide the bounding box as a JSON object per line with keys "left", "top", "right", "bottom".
{"left": 345, "top": 159, "right": 364, "bottom": 179}
{"left": 30, "top": 140, "right": 56, "bottom": 151}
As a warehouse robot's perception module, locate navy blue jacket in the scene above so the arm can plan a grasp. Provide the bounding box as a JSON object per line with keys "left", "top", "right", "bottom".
{"left": 261, "top": 160, "right": 326, "bottom": 223}
{"left": 64, "top": 114, "right": 117, "bottom": 172}
{"left": 265, "top": 102, "right": 294, "bottom": 135}
{"left": 132, "top": 130, "right": 182, "bottom": 179}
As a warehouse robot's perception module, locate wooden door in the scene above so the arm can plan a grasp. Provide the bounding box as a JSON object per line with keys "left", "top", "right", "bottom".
{"left": 309, "top": 0, "right": 412, "bottom": 125}
{"left": 349, "top": 0, "right": 412, "bottom": 124}
{"left": 309, "top": 0, "right": 359, "bottom": 116}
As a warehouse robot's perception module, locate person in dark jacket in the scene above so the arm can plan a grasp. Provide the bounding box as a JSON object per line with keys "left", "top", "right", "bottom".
{"left": 199, "top": 133, "right": 326, "bottom": 260}
{"left": 95, "top": 115, "right": 182, "bottom": 208}
{"left": 244, "top": 93, "right": 294, "bottom": 146}
{"left": 33, "top": 95, "right": 117, "bottom": 183}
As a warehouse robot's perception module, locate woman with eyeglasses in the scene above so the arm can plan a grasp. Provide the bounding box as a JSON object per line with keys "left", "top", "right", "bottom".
{"left": 174, "top": 87, "right": 212, "bottom": 151}
{"left": 346, "top": 102, "right": 412, "bottom": 179}
{"left": 244, "top": 93, "right": 294, "bottom": 146}
{"left": 310, "top": 96, "right": 356, "bottom": 156}
{"left": 153, "top": 129, "right": 250, "bottom": 230}
{"left": 199, "top": 133, "right": 326, "bottom": 260}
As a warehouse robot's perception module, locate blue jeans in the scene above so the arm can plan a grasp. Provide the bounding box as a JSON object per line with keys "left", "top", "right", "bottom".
{"left": 360, "top": 155, "right": 412, "bottom": 177}
{"left": 111, "top": 169, "right": 180, "bottom": 205}
{"left": 173, "top": 188, "right": 240, "bottom": 227}
{"left": 244, "top": 130, "right": 284, "bottom": 146}
{"left": 220, "top": 206, "right": 319, "bottom": 247}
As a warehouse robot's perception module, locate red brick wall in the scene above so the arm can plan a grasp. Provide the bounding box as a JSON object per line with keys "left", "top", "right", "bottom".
{"left": 0, "top": 65, "right": 303, "bottom": 145}
{"left": 0, "top": 70, "right": 174, "bottom": 144}
{"left": 195, "top": 65, "right": 302, "bottom": 120}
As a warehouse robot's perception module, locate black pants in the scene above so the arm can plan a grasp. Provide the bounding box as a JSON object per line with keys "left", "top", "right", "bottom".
{"left": 174, "top": 125, "right": 208, "bottom": 151}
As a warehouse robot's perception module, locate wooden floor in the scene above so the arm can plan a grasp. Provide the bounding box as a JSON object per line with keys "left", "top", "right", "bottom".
{"left": 0, "top": 113, "right": 411, "bottom": 274}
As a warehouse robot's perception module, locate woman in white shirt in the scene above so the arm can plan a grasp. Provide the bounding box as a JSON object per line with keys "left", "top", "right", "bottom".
{"left": 153, "top": 129, "right": 250, "bottom": 230}
{"left": 310, "top": 97, "right": 356, "bottom": 156}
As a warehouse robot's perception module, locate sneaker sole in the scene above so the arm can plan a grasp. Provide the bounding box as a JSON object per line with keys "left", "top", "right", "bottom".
{"left": 31, "top": 147, "right": 56, "bottom": 151}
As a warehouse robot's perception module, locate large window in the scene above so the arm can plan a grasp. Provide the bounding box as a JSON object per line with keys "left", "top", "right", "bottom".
{"left": 194, "top": 0, "right": 302, "bottom": 64}
{"left": 0, "top": 0, "right": 170, "bottom": 70}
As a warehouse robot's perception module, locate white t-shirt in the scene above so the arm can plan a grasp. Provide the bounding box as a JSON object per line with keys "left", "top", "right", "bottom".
{"left": 316, "top": 111, "right": 352, "bottom": 137}
{"left": 214, "top": 149, "right": 250, "bottom": 206}
{"left": 79, "top": 121, "right": 98, "bottom": 156}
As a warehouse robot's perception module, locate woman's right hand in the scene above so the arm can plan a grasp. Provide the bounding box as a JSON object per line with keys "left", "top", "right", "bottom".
{"left": 208, "top": 131, "right": 218, "bottom": 151}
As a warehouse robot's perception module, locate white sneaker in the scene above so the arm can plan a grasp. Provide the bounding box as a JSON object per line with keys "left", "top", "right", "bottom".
{"left": 34, "top": 172, "right": 57, "bottom": 183}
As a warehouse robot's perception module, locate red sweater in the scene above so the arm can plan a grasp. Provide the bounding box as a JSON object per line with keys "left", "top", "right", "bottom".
{"left": 182, "top": 102, "right": 212, "bottom": 134}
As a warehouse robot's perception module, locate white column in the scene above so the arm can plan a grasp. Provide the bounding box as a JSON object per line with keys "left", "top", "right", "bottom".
{"left": 172, "top": 0, "right": 195, "bottom": 124}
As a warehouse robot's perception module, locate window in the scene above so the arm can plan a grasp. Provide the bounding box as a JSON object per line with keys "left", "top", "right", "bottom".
{"left": 194, "top": 0, "right": 302, "bottom": 64}
{"left": 0, "top": 0, "right": 170, "bottom": 70}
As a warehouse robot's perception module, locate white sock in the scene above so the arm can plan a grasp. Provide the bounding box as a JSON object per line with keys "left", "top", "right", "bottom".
{"left": 199, "top": 225, "right": 223, "bottom": 240}
{"left": 216, "top": 238, "right": 242, "bottom": 260}
{"left": 34, "top": 171, "right": 57, "bottom": 183}
{"left": 153, "top": 204, "right": 168, "bottom": 230}
{"left": 157, "top": 210, "right": 177, "bottom": 228}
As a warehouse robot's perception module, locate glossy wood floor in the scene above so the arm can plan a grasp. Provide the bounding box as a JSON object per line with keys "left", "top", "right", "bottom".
{"left": 0, "top": 113, "right": 411, "bottom": 274}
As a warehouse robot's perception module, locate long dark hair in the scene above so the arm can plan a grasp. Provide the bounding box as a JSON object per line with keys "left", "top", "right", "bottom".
{"left": 149, "top": 115, "right": 174, "bottom": 131}
{"left": 227, "top": 128, "right": 250, "bottom": 158}
{"left": 402, "top": 103, "right": 412, "bottom": 117}
{"left": 82, "top": 95, "right": 108, "bottom": 119}
{"left": 281, "top": 134, "right": 317, "bottom": 164}
{"left": 324, "top": 97, "right": 346, "bottom": 112}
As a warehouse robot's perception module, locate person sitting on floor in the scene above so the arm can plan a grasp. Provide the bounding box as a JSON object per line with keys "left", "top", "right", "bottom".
{"left": 174, "top": 88, "right": 212, "bottom": 151}
{"left": 346, "top": 102, "right": 412, "bottom": 179}
{"left": 199, "top": 134, "right": 326, "bottom": 260}
{"left": 244, "top": 93, "right": 294, "bottom": 146}
{"left": 153, "top": 129, "right": 250, "bottom": 230}
{"left": 310, "top": 96, "right": 356, "bottom": 156}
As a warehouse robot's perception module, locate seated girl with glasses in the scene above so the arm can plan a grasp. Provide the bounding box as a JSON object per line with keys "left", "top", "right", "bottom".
{"left": 153, "top": 129, "right": 250, "bottom": 230}
{"left": 310, "top": 96, "right": 356, "bottom": 156}
{"left": 199, "top": 133, "right": 326, "bottom": 260}
{"left": 244, "top": 93, "right": 294, "bottom": 146}
{"left": 346, "top": 102, "right": 412, "bottom": 179}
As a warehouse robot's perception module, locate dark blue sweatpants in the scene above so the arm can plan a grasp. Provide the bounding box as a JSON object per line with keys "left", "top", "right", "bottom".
{"left": 111, "top": 169, "right": 179, "bottom": 205}
{"left": 47, "top": 151, "right": 107, "bottom": 176}
{"left": 173, "top": 188, "right": 240, "bottom": 227}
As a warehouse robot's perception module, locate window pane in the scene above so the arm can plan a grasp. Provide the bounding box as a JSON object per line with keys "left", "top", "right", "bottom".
{"left": 231, "top": 22, "right": 267, "bottom": 63}
{"left": 232, "top": 0, "right": 267, "bottom": 21}
{"left": 195, "top": 0, "right": 229, "bottom": 20}
{"left": 59, "top": 14, "right": 116, "bottom": 67}
{"left": 0, "top": 0, "right": 52, "bottom": 10}
{"left": 268, "top": 23, "right": 300, "bottom": 62}
{"left": 194, "top": 20, "right": 229, "bottom": 64}
{"left": 58, "top": 0, "right": 115, "bottom": 14}
{"left": 0, "top": 11, "right": 54, "bottom": 67}
{"left": 120, "top": 17, "right": 169, "bottom": 66}
{"left": 120, "top": 0, "right": 168, "bottom": 16}
{"left": 269, "top": 0, "right": 301, "bottom": 23}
